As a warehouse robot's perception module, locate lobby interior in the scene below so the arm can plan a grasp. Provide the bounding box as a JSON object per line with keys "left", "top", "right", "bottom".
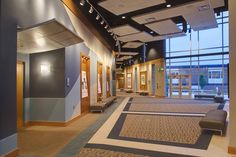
{"left": 1, "top": 0, "right": 236, "bottom": 157}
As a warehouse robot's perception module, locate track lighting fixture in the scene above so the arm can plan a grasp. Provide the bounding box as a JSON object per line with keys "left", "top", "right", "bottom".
{"left": 89, "top": 6, "right": 94, "bottom": 14}
{"left": 80, "top": 0, "right": 85, "bottom": 6}
{"left": 100, "top": 20, "right": 104, "bottom": 25}
{"left": 105, "top": 25, "right": 108, "bottom": 29}
{"left": 96, "top": 14, "right": 100, "bottom": 20}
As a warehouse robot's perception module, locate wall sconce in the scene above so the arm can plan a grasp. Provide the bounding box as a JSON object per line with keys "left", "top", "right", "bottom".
{"left": 157, "top": 66, "right": 164, "bottom": 72}
{"left": 40, "top": 64, "right": 50, "bottom": 75}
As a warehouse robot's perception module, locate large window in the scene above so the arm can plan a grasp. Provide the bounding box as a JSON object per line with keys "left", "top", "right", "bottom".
{"left": 166, "top": 11, "right": 229, "bottom": 98}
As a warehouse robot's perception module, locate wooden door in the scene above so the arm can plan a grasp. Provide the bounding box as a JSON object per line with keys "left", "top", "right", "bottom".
{"left": 81, "top": 55, "right": 90, "bottom": 114}
{"left": 140, "top": 71, "right": 147, "bottom": 91}
{"left": 106, "top": 66, "right": 111, "bottom": 97}
{"left": 17, "top": 62, "right": 24, "bottom": 129}
{"left": 97, "top": 62, "right": 103, "bottom": 101}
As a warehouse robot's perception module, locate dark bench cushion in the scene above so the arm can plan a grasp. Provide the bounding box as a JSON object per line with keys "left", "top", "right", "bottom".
{"left": 199, "top": 110, "right": 227, "bottom": 131}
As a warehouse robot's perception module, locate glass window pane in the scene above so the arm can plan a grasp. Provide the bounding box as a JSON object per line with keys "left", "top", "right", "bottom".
{"left": 170, "top": 33, "right": 190, "bottom": 51}
{"left": 199, "top": 25, "right": 223, "bottom": 49}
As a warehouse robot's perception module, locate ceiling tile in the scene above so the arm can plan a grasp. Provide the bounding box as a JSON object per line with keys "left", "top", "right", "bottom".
{"left": 111, "top": 25, "right": 140, "bottom": 36}
{"left": 117, "top": 32, "right": 153, "bottom": 42}
{"left": 99, "top": 0, "right": 166, "bottom": 15}
{"left": 146, "top": 19, "right": 182, "bottom": 35}
{"left": 122, "top": 42, "right": 143, "bottom": 48}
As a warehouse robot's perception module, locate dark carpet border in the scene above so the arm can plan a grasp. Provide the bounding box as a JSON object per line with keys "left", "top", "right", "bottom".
{"left": 108, "top": 113, "right": 213, "bottom": 150}
{"left": 84, "top": 144, "right": 198, "bottom": 157}
{"left": 123, "top": 100, "right": 225, "bottom": 115}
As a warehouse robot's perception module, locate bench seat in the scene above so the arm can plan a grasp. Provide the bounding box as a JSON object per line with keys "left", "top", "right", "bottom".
{"left": 199, "top": 110, "right": 227, "bottom": 136}
{"left": 90, "top": 96, "right": 116, "bottom": 112}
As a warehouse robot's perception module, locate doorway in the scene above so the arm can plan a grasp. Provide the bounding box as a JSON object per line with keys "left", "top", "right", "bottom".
{"left": 106, "top": 66, "right": 111, "bottom": 97}
{"left": 97, "top": 62, "right": 103, "bottom": 102}
{"left": 16, "top": 61, "right": 24, "bottom": 129}
{"left": 80, "top": 55, "right": 90, "bottom": 114}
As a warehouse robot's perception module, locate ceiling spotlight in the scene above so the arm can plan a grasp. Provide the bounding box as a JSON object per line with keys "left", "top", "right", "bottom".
{"left": 100, "top": 20, "right": 104, "bottom": 25}
{"left": 80, "top": 0, "right": 85, "bottom": 6}
{"left": 89, "top": 6, "right": 94, "bottom": 14}
{"left": 122, "top": 16, "right": 126, "bottom": 19}
{"left": 166, "top": 4, "right": 171, "bottom": 8}
{"left": 150, "top": 31, "right": 154, "bottom": 34}
{"left": 96, "top": 14, "right": 100, "bottom": 20}
{"left": 105, "top": 25, "right": 108, "bottom": 29}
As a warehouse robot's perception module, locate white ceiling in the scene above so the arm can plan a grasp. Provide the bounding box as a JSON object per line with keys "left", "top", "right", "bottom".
{"left": 111, "top": 24, "right": 140, "bottom": 36}
{"left": 116, "top": 55, "right": 133, "bottom": 61}
{"left": 17, "top": 19, "right": 83, "bottom": 54}
{"left": 146, "top": 19, "right": 182, "bottom": 35}
{"left": 143, "top": 32, "right": 186, "bottom": 42}
{"left": 122, "top": 42, "right": 143, "bottom": 48}
{"left": 98, "top": 0, "right": 166, "bottom": 15}
{"left": 132, "top": 0, "right": 222, "bottom": 32}
{"left": 118, "top": 32, "right": 153, "bottom": 42}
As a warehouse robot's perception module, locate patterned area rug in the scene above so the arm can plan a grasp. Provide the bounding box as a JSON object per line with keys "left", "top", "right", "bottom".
{"left": 77, "top": 144, "right": 195, "bottom": 157}
{"left": 124, "top": 98, "right": 224, "bottom": 114}
{"left": 108, "top": 113, "right": 212, "bottom": 149}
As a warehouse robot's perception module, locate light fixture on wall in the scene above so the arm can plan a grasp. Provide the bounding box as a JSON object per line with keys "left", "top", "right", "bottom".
{"left": 89, "top": 6, "right": 94, "bottom": 13}
{"left": 96, "top": 14, "right": 100, "bottom": 20}
{"left": 80, "top": 0, "right": 85, "bottom": 6}
{"left": 40, "top": 64, "right": 50, "bottom": 75}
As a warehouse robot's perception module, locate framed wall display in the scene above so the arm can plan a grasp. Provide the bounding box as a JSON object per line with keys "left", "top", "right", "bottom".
{"left": 80, "top": 55, "right": 90, "bottom": 114}
{"left": 98, "top": 73, "right": 102, "bottom": 94}
{"left": 97, "top": 62, "right": 103, "bottom": 101}
{"left": 140, "top": 71, "right": 147, "bottom": 91}
{"left": 127, "top": 73, "right": 132, "bottom": 89}
{"left": 141, "top": 73, "right": 146, "bottom": 85}
{"left": 82, "top": 71, "right": 88, "bottom": 98}
{"left": 106, "top": 66, "right": 111, "bottom": 97}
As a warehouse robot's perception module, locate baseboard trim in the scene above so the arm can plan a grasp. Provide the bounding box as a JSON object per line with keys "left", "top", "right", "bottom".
{"left": 25, "top": 112, "right": 88, "bottom": 127}
{"left": 3, "top": 149, "right": 19, "bottom": 157}
{"left": 228, "top": 146, "right": 236, "bottom": 154}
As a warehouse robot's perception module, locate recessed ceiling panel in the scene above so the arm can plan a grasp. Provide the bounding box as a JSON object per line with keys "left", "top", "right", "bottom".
{"left": 17, "top": 19, "right": 83, "bottom": 53}
{"left": 122, "top": 42, "right": 143, "bottom": 48}
{"left": 117, "top": 32, "right": 153, "bottom": 42}
{"left": 183, "top": 8, "right": 218, "bottom": 31}
{"left": 132, "top": 0, "right": 209, "bottom": 24}
{"left": 143, "top": 32, "right": 186, "bottom": 42}
{"left": 146, "top": 19, "right": 182, "bottom": 35}
{"left": 116, "top": 52, "right": 139, "bottom": 56}
{"left": 111, "top": 25, "right": 140, "bottom": 36}
{"left": 98, "top": 0, "right": 166, "bottom": 15}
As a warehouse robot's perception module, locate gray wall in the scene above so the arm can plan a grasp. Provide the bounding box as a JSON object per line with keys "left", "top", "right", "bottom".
{"left": 30, "top": 49, "right": 65, "bottom": 98}
{"left": 0, "top": 0, "right": 17, "bottom": 141}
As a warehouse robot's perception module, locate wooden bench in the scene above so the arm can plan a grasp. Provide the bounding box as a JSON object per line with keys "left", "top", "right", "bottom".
{"left": 90, "top": 96, "right": 116, "bottom": 112}
{"left": 199, "top": 110, "right": 227, "bottom": 136}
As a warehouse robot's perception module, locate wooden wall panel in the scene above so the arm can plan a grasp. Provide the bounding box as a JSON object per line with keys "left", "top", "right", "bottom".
{"left": 106, "top": 66, "right": 111, "bottom": 97}
{"left": 80, "top": 55, "right": 90, "bottom": 114}
{"left": 97, "top": 62, "right": 103, "bottom": 101}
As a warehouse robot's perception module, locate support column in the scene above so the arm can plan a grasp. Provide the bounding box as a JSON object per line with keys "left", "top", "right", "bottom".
{"left": 228, "top": 0, "right": 236, "bottom": 154}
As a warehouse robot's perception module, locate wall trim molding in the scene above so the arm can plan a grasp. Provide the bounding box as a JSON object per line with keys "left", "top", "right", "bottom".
{"left": 3, "top": 149, "right": 19, "bottom": 157}
{"left": 25, "top": 112, "right": 88, "bottom": 127}
{"left": 228, "top": 146, "right": 236, "bottom": 154}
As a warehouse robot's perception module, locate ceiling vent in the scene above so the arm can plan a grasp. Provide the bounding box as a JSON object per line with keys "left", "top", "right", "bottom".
{"left": 198, "top": 5, "right": 210, "bottom": 12}
{"left": 145, "top": 17, "right": 156, "bottom": 23}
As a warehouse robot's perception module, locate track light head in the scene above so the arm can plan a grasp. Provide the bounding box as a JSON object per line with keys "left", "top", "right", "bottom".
{"left": 89, "top": 6, "right": 94, "bottom": 14}
{"left": 105, "top": 25, "right": 108, "bottom": 29}
{"left": 100, "top": 20, "right": 104, "bottom": 25}
{"left": 96, "top": 14, "right": 100, "bottom": 20}
{"left": 80, "top": 0, "right": 85, "bottom": 6}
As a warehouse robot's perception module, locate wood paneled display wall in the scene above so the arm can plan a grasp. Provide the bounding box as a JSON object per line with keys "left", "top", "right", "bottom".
{"left": 123, "top": 58, "right": 165, "bottom": 97}
{"left": 97, "top": 62, "right": 103, "bottom": 101}
{"left": 106, "top": 66, "right": 111, "bottom": 97}
{"left": 80, "top": 55, "right": 90, "bottom": 114}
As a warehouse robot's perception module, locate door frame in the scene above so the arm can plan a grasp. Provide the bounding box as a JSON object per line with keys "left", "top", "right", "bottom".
{"left": 97, "top": 61, "right": 103, "bottom": 102}
{"left": 80, "top": 54, "right": 90, "bottom": 114}
{"left": 106, "top": 66, "right": 111, "bottom": 97}
{"left": 16, "top": 61, "right": 24, "bottom": 129}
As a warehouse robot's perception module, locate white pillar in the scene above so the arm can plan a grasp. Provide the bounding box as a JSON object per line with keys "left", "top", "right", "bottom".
{"left": 229, "top": 0, "right": 236, "bottom": 154}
